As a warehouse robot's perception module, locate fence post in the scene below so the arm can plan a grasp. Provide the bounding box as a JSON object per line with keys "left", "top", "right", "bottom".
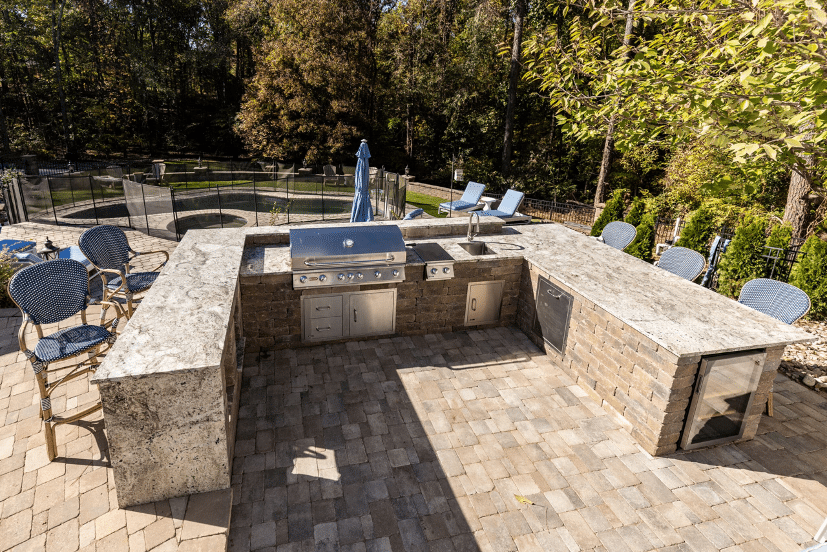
{"left": 253, "top": 172, "right": 259, "bottom": 227}
{"left": 140, "top": 181, "right": 151, "bottom": 237}
{"left": 89, "top": 176, "right": 100, "bottom": 225}
{"left": 217, "top": 186, "right": 223, "bottom": 227}
{"left": 46, "top": 176, "right": 60, "bottom": 226}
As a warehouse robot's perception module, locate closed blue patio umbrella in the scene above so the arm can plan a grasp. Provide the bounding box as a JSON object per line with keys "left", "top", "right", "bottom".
{"left": 350, "top": 139, "right": 374, "bottom": 223}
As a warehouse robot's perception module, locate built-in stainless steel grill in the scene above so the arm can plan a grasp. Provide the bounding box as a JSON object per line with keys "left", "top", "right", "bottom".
{"left": 290, "top": 226, "right": 407, "bottom": 289}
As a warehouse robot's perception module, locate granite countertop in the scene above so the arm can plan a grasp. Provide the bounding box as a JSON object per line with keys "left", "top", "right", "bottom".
{"left": 94, "top": 219, "right": 815, "bottom": 383}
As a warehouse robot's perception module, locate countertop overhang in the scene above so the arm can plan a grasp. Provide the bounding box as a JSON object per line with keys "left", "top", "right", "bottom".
{"left": 93, "top": 218, "right": 815, "bottom": 383}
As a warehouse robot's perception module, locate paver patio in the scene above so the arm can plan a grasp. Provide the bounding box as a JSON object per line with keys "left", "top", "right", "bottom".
{"left": 0, "top": 222, "right": 826, "bottom": 551}
{"left": 230, "top": 328, "right": 827, "bottom": 552}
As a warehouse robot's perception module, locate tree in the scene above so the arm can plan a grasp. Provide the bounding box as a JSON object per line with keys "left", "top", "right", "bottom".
{"left": 624, "top": 195, "right": 645, "bottom": 226}
{"left": 675, "top": 205, "right": 716, "bottom": 255}
{"left": 502, "top": 0, "right": 527, "bottom": 175}
{"left": 523, "top": 0, "right": 827, "bottom": 240}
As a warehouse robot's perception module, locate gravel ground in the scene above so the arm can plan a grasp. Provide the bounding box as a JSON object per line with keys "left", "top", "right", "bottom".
{"left": 780, "top": 319, "right": 827, "bottom": 394}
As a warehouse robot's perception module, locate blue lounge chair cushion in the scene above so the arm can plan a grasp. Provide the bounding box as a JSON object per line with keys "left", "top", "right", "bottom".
{"left": 478, "top": 189, "right": 525, "bottom": 218}
{"left": 0, "top": 239, "right": 36, "bottom": 253}
{"left": 33, "top": 324, "right": 115, "bottom": 363}
{"left": 58, "top": 245, "right": 93, "bottom": 272}
{"left": 403, "top": 208, "right": 424, "bottom": 220}
{"left": 106, "top": 272, "right": 159, "bottom": 294}
{"left": 439, "top": 181, "right": 486, "bottom": 212}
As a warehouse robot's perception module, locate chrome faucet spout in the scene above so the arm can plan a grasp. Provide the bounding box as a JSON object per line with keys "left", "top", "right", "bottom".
{"left": 467, "top": 212, "right": 480, "bottom": 242}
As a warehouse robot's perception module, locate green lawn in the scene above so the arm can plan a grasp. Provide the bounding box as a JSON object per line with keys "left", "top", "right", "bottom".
{"left": 405, "top": 191, "right": 448, "bottom": 218}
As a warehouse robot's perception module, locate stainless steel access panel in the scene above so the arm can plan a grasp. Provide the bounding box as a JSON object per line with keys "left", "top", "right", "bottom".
{"left": 533, "top": 276, "right": 573, "bottom": 355}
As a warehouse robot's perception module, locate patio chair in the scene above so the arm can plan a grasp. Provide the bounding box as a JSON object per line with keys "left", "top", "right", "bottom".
{"left": 478, "top": 189, "right": 526, "bottom": 221}
{"left": 8, "top": 259, "right": 124, "bottom": 460}
{"left": 438, "top": 181, "right": 486, "bottom": 214}
{"left": 323, "top": 164, "right": 343, "bottom": 186}
{"left": 655, "top": 246, "right": 706, "bottom": 281}
{"left": 738, "top": 278, "right": 810, "bottom": 417}
{"left": 599, "top": 221, "right": 637, "bottom": 251}
{"left": 78, "top": 225, "right": 169, "bottom": 318}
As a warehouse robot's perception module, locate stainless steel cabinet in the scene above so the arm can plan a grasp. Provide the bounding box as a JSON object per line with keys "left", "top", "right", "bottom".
{"left": 302, "top": 289, "right": 397, "bottom": 342}
{"left": 349, "top": 289, "right": 396, "bottom": 337}
{"left": 465, "top": 281, "right": 504, "bottom": 325}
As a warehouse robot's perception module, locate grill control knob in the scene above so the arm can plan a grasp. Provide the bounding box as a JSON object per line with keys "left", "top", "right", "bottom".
{"left": 443, "top": 267, "right": 450, "bottom": 274}
{"left": 431, "top": 268, "right": 438, "bottom": 275}
{"left": 392, "top": 270, "right": 399, "bottom": 277}
{"left": 299, "top": 276, "right": 308, "bottom": 283}
{"left": 347, "top": 273, "right": 354, "bottom": 280}
{"left": 337, "top": 273, "right": 345, "bottom": 281}
{"left": 374, "top": 270, "right": 381, "bottom": 278}
{"left": 319, "top": 274, "right": 327, "bottom": 282}
{"left": 356, "top": 272, "right": 364, "bottom": 280}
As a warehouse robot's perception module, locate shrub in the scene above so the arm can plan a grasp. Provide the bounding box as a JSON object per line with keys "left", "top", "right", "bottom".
{"left": 590, "top": 189, "right": 626, "bottom": 236}
{"left": 716, "top": 214, "right": 769, "bottom": 298}
{"left": 675, "top": 205, "right": 716, "bottom": 255}
{"left": 624, "top": 196, "right": 646, "bottom": 227}
{"left": 790, "top": 236, "right": 827, "bottom": 320}
{"left": 0, "top": 249, "right": 18, "bottom": 309}
{"left": 625, "top": 212, "right": 656, "bottom": 262}
{"left": 765, "top": 222, "right": 792, "bottom": 250}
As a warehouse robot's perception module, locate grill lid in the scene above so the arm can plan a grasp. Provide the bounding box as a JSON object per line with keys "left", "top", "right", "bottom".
{"left": 290, "top": 226, "right": 406, "bottom": 269}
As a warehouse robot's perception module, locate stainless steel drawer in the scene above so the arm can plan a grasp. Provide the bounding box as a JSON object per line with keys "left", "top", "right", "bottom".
{"left": 306, "top": 295, "right": 343, "bottom": 318}
{"left": 304, "top": 316, "right": 343, "bottom": 340}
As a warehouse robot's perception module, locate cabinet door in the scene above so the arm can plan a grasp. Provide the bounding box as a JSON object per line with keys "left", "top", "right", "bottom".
{"left": 465, "top": 281, "right": 504, "bottom": 325}
{"left": 348, "top": 290, "right": 396, "bottom": 337}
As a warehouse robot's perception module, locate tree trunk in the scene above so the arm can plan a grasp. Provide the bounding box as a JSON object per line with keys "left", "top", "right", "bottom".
{"left": 52, "top": 0, "right": 70, "bottom": 156}
{"left": 783, "top": 162, "right": 811, "bottom": 242}
{"left": 0, "top": 64, "right": 9, "bottom": 153}
{"left": 502, "top": 0, "right": 526, "bottom": 176}
{"left": 594, "top": 0, "right": 636, "bottom": 206}
{"left": 594, "top": 116, "right": 615, "bottom": 206}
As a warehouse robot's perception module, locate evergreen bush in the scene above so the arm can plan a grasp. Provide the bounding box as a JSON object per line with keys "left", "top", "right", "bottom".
{"left": 765, "top": 222, "right": 793, "bottom": 250}
{"left": 674, "top": 205, "right": 716, "bottom": 255}
{"left": 590, "top": 189, "right": 626, "bottom": 236}
{"left": 624, "top": 196, "right": 646, "bottom": 228}
{"left": 0, "top": 249, "right": 18, "bottom": 309}
{"left": 715, "top": 214, "right": 769, "bottom": 298}
{"left": 625, "top": 212, "right": 656, "bottom": 262}
{"left": 790, "top": 236, "right": 827, "bottom": 320}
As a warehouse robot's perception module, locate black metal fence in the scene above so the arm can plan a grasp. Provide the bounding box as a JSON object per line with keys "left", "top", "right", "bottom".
{"left": 5, "top": 162, "right": 409, "bottom": 240}
{"left": 485, "top": 193, "right": 596, "bottom": 226}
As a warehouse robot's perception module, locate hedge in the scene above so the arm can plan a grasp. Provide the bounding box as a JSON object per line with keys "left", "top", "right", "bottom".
{"left": 625, "top": 212, "right": 656, "bottom": 262}
{"left": 790, "top": 236, "right": 827, "bottom": 320}
{"left": 675, "top": 205, "right": 716, "bottom": 255}
{"left": 590, "top": 189, "right": 626, "bottom": 236}
{"left": 715, "top": 214, "right": 769, "bottom": 298}
{"left": 624, "top": 197, "right": 646, "bottom": 228}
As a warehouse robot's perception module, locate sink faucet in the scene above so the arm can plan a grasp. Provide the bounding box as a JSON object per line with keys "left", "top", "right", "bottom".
{"left": 467, "top": 211, "right": 480, "bottom": 242}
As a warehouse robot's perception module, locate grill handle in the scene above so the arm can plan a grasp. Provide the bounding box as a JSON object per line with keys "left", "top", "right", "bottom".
{"left": 304, "top": 256, "right": 395, "bottom": 267}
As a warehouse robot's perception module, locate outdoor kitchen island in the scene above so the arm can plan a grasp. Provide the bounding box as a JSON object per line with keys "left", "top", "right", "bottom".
{"left": 92, "top": 217, "right": 814, "bottom": 513}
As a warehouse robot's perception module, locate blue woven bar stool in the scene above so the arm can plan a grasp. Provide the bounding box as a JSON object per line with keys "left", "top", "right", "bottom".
{"left": 8, "top": 259, "right": 125, "bottom": 460}
{"left": 738, "top": 278, "right": 811, "bottom": 417}
{"left": 78, "top": 225, "right": 169, "bottom": 318}
{"left": 656, "top": 246, "right": 706, "bottom": 281}
{"left": 600, "top": 221, "right": 637, "bottom": 251}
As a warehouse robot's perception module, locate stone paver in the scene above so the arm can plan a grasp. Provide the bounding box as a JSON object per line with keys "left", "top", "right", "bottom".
{"left": 229, "top": 327, "right": 827, "bottom": 552}
{"left": 0, "top": 223, "right": 233, "bottom": 551}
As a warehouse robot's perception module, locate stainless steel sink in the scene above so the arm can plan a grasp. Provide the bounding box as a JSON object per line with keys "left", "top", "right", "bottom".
{"left": 458, "top": 241, "right": 494, "bottom": 255}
